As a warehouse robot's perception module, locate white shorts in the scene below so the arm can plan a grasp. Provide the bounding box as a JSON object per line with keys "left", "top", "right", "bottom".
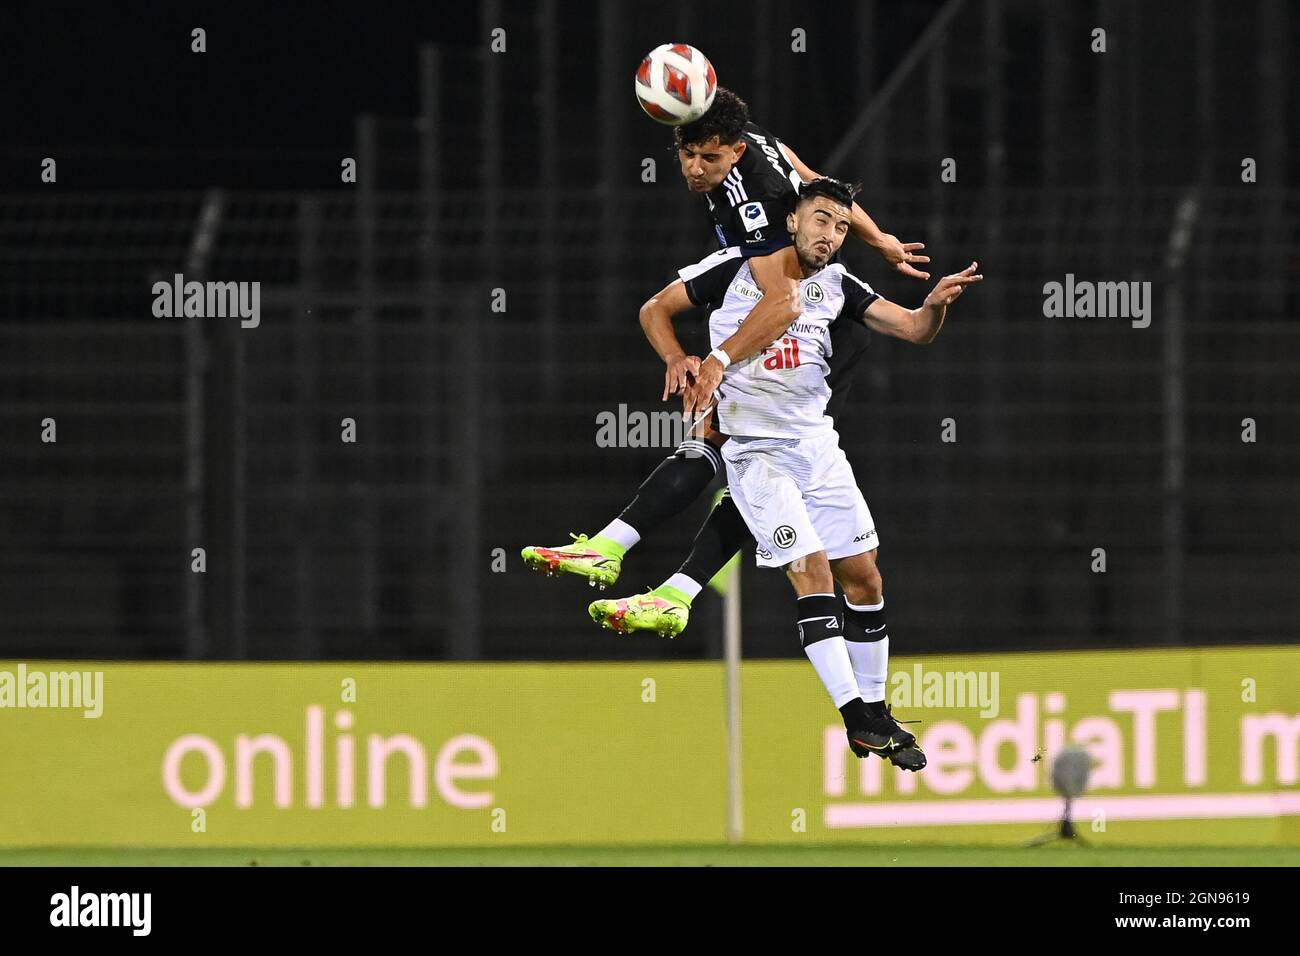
{"left": 722, "top": 430, "right": 879, "bottom": 569}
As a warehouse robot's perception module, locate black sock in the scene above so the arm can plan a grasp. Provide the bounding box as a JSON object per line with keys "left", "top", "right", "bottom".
{"left": 838, "top": 697, "right": 870, "bottom": 730}
{"left": 678, "top": 490, "right": 753, "bottom": 584}
{"left": 843, "top": 601, "right": 887, "bottom": 643}
{"left": 618, "top": 439, "right": 720, "bottom": 536}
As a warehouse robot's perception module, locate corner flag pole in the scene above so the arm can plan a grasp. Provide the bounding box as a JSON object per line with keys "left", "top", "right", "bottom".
{"left": 724, "top": 555, "right": 743, "bottom": 843}
{"left": 693, "top": 401, "right": 742, "bottom": 843}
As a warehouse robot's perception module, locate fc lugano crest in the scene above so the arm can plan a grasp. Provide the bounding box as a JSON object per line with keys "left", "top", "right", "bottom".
{"left": 774, "top": 525, "right": 797, "bottom": 548}
{"left": 803, "top": 282, "right": 824, "bottom": 305}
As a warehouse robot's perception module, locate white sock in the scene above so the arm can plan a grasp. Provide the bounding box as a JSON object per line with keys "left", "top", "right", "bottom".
{"left": 844, "top": 597, "right": 889, "bottom": 701}
{"left": 662, "top": 573, "right": 703, "bottom": 600}
{"left": 803, "top": 636, "right": 861, "bottom": 709}
{"left": 846, "top": 635, "right": 889, "bottom": 702}
{"left": 596, "top": 518, "right": 640, "bottom": 550}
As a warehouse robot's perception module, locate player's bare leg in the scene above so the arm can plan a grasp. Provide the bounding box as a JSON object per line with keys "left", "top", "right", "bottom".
{"left": 524, "top": 421, "right": 724, "bottom": 591}
{"left": 587, "top": 421, "right": 729, "bottom": 634}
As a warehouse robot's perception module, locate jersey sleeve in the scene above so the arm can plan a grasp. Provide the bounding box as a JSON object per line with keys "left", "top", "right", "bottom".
{"left": 714, "top": 124, "right": 799, "bottom": 256}
{"left": 838, "top": 270, "right": 880, "bottom": 324}
{"left": 775, "top": 139, "right": 797, "bottom": 169}
{"left": 678, "top": 247, "right": 744, "bottom": 307}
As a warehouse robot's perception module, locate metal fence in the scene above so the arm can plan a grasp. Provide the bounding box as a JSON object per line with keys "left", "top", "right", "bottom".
{"left": 1, "top": 0, "right": 1296, "bottom": 659}
{"left": 1, "top": 182, "right": 1296, "bottom": 659}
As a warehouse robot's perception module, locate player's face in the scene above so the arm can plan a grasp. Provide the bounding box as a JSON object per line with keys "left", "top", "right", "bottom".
{"left": 789, "top": 197, "right": 851, "bottom": 271}
{"left": 677, "top": 137, "right": 746, "bottom": 192}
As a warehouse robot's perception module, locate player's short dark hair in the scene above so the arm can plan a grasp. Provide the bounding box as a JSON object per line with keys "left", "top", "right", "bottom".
{"left": 796, "top": 176, "right": 861, "bottom": 211}
{"left": 674, "top": 87, "right": 750, "bottom": 149}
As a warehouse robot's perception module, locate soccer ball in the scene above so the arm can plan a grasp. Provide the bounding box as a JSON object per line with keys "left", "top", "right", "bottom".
{"left": 634, "top": 43, "right": 717, "bottom": 126}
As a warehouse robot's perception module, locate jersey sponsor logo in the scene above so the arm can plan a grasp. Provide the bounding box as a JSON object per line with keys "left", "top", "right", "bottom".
{"left": 803, "top": 281, "right": 824, "bottom": 304}
{"left": 774, "top": 525, "right": 797, "bottom": 548}
{"left": 853, "top": 530, "right": 877, "bottom": 542}
{"left": 762, "top": 336, "right": 801, "bottom": 370}
{"left": 740, "top": 201, "right": 769, "bottom": 232}
{"left": 787, "top": 320, "right": 827, "bottom": 337}
{"left": 730, "top": 278, "right": 762, "bottom": 304}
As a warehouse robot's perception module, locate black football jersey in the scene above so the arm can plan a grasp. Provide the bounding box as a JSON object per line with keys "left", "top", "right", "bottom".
{"left": 704, "top": 122, "right": 803, "bottom": 258}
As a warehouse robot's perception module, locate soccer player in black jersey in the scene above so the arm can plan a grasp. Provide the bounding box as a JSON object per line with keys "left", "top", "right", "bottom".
{"left": 521, "top": 88, "right": 929, "bottom": 638}
{"left": 673, "top": 88, "right": 929, "bottom": 280}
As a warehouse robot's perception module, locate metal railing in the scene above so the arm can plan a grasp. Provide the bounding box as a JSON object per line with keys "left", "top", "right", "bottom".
{"left": 1, "top": 183, "right": 1296, "bottom": 659}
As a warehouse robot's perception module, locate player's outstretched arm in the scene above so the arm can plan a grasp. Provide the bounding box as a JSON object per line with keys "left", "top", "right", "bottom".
{"left": 780, "top": 141, "right": 930, "bottom": 280}
{"left": 862, "top": 262, "right": 983, "bottom": 344}
{"left": 638, "top": 279, "right": 701, "bottom": 400}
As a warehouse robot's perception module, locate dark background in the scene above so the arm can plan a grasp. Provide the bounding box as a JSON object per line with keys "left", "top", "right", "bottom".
{"left": 1, "top": 0, "right": 1297, "bottom": 660}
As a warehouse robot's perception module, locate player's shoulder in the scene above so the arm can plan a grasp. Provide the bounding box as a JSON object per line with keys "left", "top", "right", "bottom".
{"left": 807, "top": 264, "right": 878, "bottom": 314}
{"left": 829, "top": 263, "right": 876, "bottom": 295}
{"left": 741, "top": 121, "right": 782, "bottom": 146}
{"left": 678, "top": 246, "right": 744, "bottom": 282}
{"left": 735, "top": 123, "right": 791, "bottom": 183}
{"left": 679, "top": 246, "right": 748, "bottom": 308}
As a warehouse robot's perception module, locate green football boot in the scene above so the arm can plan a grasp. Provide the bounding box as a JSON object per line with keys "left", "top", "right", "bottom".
{"left": 589, "top": 584, "right": 691, "bottom": 639}
{"left": 521, "top": 533, "right": 624, "bottom": 589}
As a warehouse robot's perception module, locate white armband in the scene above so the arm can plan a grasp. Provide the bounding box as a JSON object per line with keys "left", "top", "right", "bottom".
{"left": 708, "top": 347, "right": 732, "bottom": 370}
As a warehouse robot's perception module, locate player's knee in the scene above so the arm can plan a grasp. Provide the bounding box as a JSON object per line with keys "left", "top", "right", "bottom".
{"left": 786, "top": 553, "right": 834, "bottom": 593}
{"left": 842, "top": 559, "right": 883, "bottom": 605}
{"left": 844, "top": 578, "right": 882, "bottom": 606}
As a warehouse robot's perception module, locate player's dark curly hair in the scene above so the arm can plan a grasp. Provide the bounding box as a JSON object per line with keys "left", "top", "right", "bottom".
{"left": 673, "top": 86, "right": 749, "bottom": 149}
{"left": 796, "top": 176, "right": 861, "bottom": 210}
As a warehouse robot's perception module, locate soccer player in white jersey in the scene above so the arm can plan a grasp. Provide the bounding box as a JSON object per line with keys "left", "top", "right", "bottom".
{"left": 522, "top": 89, "right": 927, "bottom": 637}
{"left": 642, "top": 177, "right": 982, "bottom": 767}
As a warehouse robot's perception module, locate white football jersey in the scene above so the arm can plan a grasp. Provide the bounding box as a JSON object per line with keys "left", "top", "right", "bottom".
{"left": 678, "top": 248, "right": 880, "bottom": 438}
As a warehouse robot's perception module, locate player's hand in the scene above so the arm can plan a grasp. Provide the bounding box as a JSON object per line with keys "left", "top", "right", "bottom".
{"left": 663, "top": 353, "right": 701, "bottom": 401}
{"left": 924, "top": 262, "right": 983, "bottom": 307}
{"left": 877, "top": 234, "right": 931, "bottom": 280}
{"left": 682, "top": 357, "right": 723, "bottom": 420}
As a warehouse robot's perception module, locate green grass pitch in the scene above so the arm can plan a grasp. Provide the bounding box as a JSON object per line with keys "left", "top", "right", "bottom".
{"left": 2, "top": 846, "right": 1294, "bottom": 867}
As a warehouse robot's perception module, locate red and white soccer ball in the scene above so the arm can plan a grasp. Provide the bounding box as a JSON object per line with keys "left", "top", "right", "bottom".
{"left": 634, "top": 43, "right": 717, "bottom": 125}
